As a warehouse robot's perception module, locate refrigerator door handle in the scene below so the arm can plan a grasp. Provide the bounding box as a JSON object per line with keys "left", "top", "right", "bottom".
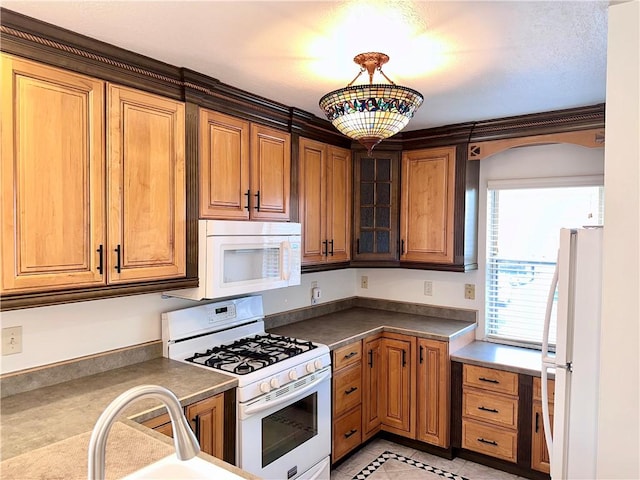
{"left": 540, "top": 252, "right": 559, "bottom": 459}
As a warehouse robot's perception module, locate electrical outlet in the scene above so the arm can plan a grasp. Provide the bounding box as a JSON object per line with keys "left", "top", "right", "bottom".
{"left": 311, "top": 286, "right": 321, "bottom": 305}
{"left": 464, "top": 283, "right": 476, "bottom": 300}
{"left": 424, "top": 280, "right": 433, "bottom": 296}
{"left": 2, "top": 326, "right": 22, "bottom": 355}
{"left": 361, "top": 276, "right": 368, "bottom": 289}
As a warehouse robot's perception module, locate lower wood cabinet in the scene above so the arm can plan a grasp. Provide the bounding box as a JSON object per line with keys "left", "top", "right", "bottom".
{"left": 362, "top": 335, "right": 382, "bottom": 440}
{"left": 380, "top": 333, "right": 415, "bottom": 436}
{"left": 416, "top": 338, "right": 450, "bottom": 447}
{"left": 141, "top": 392, "right": 225, "bottom": 460}
{"left": 531, "top": 377, "right": 554, "bottom": 473}
{"left": 332, "top": 340, "right": 363, "bottom": 462}
{"left": 461, "top": 364, "right": 519, "bottom": 463}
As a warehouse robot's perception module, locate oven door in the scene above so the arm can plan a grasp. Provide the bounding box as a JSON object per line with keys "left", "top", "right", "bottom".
{"left": 237, "top": 371, "right": 331, "bottom": 480}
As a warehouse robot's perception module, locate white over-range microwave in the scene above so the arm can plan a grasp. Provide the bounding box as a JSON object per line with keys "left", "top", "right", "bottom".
{"left": 165, "top": 220, "right": 301, "bottom": 300}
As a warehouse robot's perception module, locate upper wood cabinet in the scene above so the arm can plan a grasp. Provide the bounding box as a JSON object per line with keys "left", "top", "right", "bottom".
{"left": 107, "top": 84, "right": 186, "bottom": 283}
{"left": 1, "top": 54, "right": 186, "bottom": 296}
{"left": 351, "top": 150, "right": 401, "bottom": 263}
{"left": 298, "top": 137, "right": 351, "bottom": 265}
{"left": 1, "top": 54, "right": 106, "bottom": 293}
{"left": 400, "top": 146, "right": 479, "bottom": 270}
{"left": 401, "top": 146, "right": 456, "bottom": 263}
{"left": 199, "top": 109, "right": 291, "bottom": 221}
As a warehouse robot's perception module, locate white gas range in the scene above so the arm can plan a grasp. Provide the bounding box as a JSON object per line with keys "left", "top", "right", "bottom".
{"left": 162, "top": 295, "right": 331, "bottom": 480}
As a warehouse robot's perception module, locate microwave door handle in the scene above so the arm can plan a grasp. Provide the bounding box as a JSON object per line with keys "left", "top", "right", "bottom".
{"left": 281, "top": 241, "right": 291, "bottom": 281}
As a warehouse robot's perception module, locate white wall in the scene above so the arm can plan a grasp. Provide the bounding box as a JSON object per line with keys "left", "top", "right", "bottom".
{"left": 357, "top": 143, "right": 605, "bottom": 337}
{"left": 0, "top": 269, "right": 356, "bottom": 374}
{"left": 597, "top": 2, "right": 640, "bottom": 478}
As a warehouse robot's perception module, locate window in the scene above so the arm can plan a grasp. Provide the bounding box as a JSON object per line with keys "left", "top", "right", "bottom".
{"left": 485, "top": 176, "right": 604, "bottom": 348}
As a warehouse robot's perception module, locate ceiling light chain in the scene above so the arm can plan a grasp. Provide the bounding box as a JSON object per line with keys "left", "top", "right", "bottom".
{"left": 319, "top": 52, "right": 423, "bottom": 154}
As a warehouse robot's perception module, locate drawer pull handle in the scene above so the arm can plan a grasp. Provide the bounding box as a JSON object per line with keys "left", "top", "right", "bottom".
{"left": 368, "top": 349, "right": 373, "bottom": 368}
{"left": 477, "top": 437, "right": 498, "bottom": 446}
{"left": 478, "top": 406, "right": 499, "bottom": 413}
{"left": 344, "top": 429, "right": 358, "bottom": 438}
{"left": 345, "top": 386, "right": 358, "bottom": 395}
{"left": 479, "top": 377, "right": 500, "bottom": 384}
{"left": 344, "top": 351, "right": 358, "bottom": 359}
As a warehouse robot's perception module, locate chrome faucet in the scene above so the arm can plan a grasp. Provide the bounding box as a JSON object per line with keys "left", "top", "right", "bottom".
{"left": 87, "top": 384, "right": 200, "bottom": 480}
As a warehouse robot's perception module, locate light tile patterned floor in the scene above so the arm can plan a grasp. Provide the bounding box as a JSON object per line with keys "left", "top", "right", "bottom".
{"left": 330, "top": 438, "right": 527, "bottom": 480}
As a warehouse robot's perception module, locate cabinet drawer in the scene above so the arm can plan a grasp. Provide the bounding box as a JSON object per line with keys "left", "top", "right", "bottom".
{"left": 333, "top": 362, "right": 362, "bottom": 416}
{"left": 463, "top": 388, "right": 518, "bottom": 429}
{"left": 333, "top": 342, "right": 362, "bottom": 370}
{"left": 463, "top": 364, "right": 518, "bottom": 396}
{"left": 533, "top": 377, "right": 555, "bottom": 403}
{"left": 333, "top": 405, "right": 362, "bottom": 461}
{"left": 462, "top": 419, "right": 517, "bottom": 463}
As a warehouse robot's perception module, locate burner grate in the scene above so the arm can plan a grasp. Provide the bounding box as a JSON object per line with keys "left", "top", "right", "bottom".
{"left": 185, "top": 333, "right": 317, "bottom": 375}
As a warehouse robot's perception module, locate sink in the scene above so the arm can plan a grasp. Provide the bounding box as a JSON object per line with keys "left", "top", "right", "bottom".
{"left": 122, "top": 454, "right": 247, "bottom": 479}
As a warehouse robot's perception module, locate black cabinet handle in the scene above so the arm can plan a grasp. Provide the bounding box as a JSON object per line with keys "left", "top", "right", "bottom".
{"left": 322, "top": 240, "right": 328, "bottom": 256}
{"left": 401, "top": 239, "right": 405, "bottom": 255}
{"left": 344, "top": 428, "right": 358, "bottom": 438}
{"left": 96, "top": 245, "right": 104, "bottom": 275}
{"left": 244, "top": 189, "right": 251, "bottom": 210}
{"left": 402, "top": 349, "right": 406, "bottom": 367}
{"left": 345, "top": 386, "right": 358, "bottom": 395}
{"left": 478, "top": 406, "right": 499, "bottom": 413}
{"left": 535, "top": 412, "right": 540, "bottom": 433}
{"left": 356, "top": 238, "right": 360, "bottom": 254}
{"left": 368, "top": 349, "right": 373, "bottom": 368}
{"left": 254, "top": 190, "right": 261, "bottom": 210}
{"left": 329, "top": 240, "right": 334, "bottom": 256}
{"left": 479, "top": 377, "right": 500, "bottom": 384}
{"left": 114, "top": 244, "right": 121, "bottom": 273}
{"left": 419, "top": 345, "right": 424, "bottom": 364}
{"left": 477, "top": 437, "right": 498, "bottom": 446}
{"left": 344, "top": 351, "right": 358, "bottom": 359}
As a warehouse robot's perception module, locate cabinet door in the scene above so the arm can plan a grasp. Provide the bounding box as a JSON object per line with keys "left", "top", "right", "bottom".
{"left": 107, "top": 84, "right": 185, "bottom": 283}
{"left": 186, "top": 393, "right": 225, "bottom": 459}
{"left": 352, "top": 151, "right": 400, "bottom": 262}
{"left": 298, "top": 137, "right": 326, "bottom": 264}
{"left": 381, "top": 335, "right": 414, "bottom": 435}
{"left": 1, "top": 54, "right": 106, "bottom": 293}
{"left": 531, "top": 402, "right": 553, "bottom": 473}
{"left": 326, "top": 146, "right": 351, "bottom": 263}
{"left": 416, "top": 339, "right": 450, "bottom": 447}
{"left": 400, "top": 147, "right": 456, "bottom": 263}
{"left": 199, "top": 109, "right": 250, "bottom": 219}
{"left": 362, "top": 336, "right": 382, "bottom": 439}
{"left": 250, "top": 124, "right": 290, "bottom": 221}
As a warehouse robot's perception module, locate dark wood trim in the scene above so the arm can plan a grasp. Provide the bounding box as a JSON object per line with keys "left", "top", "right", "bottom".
{"left": 301, "top": 261, "right": 351, "bottom": 274}
{"left": 463, "top": 150, "right": 480, "bottom": 268}
{"left": 450, "top": 361, "right": 463, "bottom": 448}
{"left": 518, "top": 374, "right": 534, "bottom": 470}
{"left": 290, "top": 108, "right": 352, "bottom": 147}
{"left": 0, "top": 278, "right": 199, "bottom": 311}
{"left": 379, "top": 431, "right": 455, "bottom": 459}
{"left": 223, "top": 388, "right": 236, "bottom": 465}
{"left": 184, "top": 102, "right": 200, "bottom": 280}
{"left": 401, "top": 123, "right": 475, "bottom": 149}
{"left": 455, "top": 448, "right": 551, "bottom": 480}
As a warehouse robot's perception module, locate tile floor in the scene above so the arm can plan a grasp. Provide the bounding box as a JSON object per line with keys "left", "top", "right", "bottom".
{"left": 330, "top": 438, "right": 527, "bottom": 480}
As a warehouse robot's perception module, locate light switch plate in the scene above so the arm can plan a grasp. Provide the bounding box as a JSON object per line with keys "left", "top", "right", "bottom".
{"left": 2, "top": 326, "right": 22, "bottom": 355}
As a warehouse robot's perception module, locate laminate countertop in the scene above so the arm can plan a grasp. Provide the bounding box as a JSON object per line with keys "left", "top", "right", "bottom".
{"left": 451, "top": 340, "right": 551, "bottom": 377}
{"left": 0, "top": 357, "right": 253, "bottom": 479}
{"left": 266, "top": 306, "right": 477, "bottom": 350}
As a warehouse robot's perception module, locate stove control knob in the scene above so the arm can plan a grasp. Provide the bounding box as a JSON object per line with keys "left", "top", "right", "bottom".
{"left": 314, "top": 359, "right": 323, "bottom": 370}
{"left": 288, "top": 370, "right": 298, "bottom": 381}
{"left": 260, "top": 381, "right": 271, "bottom": 394}
{"left": 270, "top": 377, "right": 280, "bottom": 389}
{"left": 306, "top": 362, "right": 316, "bottom": 373}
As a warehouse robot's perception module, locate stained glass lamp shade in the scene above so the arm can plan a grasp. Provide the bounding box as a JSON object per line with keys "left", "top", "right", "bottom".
{"left": 319, "top": 53, "right": 423, "bottom": 154}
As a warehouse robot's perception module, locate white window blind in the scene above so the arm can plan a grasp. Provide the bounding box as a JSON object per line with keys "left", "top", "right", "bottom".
{"left": 485, "top": 177, "right": 604, "bottom": 348}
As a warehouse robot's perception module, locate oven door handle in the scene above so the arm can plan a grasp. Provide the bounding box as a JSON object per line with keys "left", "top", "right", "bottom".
{"left": 243, "top": 371, "right": 330, "bottom": 416}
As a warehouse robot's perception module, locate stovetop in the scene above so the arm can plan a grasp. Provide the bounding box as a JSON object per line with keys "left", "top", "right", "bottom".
{"left": 185, "top": 333, "right": 318, "bottom": 375}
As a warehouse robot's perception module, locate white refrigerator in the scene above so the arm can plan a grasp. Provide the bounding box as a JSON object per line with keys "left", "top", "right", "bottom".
{"left": 541, "top": 227, "right": 603, "bottom": 479}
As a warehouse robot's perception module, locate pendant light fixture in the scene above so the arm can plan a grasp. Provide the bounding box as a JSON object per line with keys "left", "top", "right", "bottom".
{"left": 319, "top": 52, "right": 424, "bottom": 155}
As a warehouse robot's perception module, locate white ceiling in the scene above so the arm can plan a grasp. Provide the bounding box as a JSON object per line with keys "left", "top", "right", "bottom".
{"left": 2, "top": 1, "right": 609, "bottom": 131}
